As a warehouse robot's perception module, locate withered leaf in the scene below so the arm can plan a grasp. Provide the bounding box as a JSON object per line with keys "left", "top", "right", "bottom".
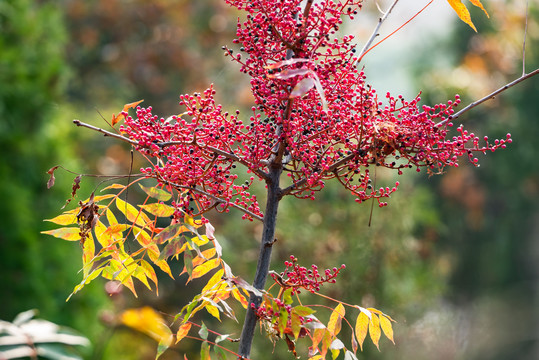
{"left": 47, "top": 166, "right": 59, "bottom": 189}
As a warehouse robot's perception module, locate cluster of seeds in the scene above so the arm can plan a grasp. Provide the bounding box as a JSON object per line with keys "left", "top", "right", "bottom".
{"left": 271, "top": 255, "right": 346, "bottom": 294}
{"left": 120, "top": 0, "right": 511, "bottom": 218}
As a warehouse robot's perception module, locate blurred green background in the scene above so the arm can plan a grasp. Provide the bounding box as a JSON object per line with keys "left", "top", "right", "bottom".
{"left": 1, "top": 0, "right": 537, "bottom": 359}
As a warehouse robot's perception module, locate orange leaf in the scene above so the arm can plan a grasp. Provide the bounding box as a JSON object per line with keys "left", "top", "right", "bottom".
{"left": 446, "top": 0, "right": 488, "bottom": 31}
{"left": 176, "top": 323, "right": 192, "bottom": 344}
{"left": 470, "top": 0, "right": 489, "bottom": 17}
{"left": 111, "top": 100, "right": 144, "bottom": 126}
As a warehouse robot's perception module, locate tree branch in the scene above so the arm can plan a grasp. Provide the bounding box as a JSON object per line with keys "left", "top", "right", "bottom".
{"left": 162, "top": 180, "right": 264, "bottom": 222}
{"left": 73, "top": 119, "right": 139, "bottom": 146}
{"left": 357, "top": 0, "right": 400, "bottom": 61}
{"left": 72, "top": 119, "right": 270, "bottom": 181}
{"left": 436, "top": 67, "right": 539, "bottom": 126}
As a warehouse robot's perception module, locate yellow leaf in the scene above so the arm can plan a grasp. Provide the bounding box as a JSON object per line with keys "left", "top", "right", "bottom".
{"left": 139, "top": 259, "right": 158, "bottom": 291}
{"left": 82, "top": 234, "right": 95, "bottom": 276}
{"left": 191, "top": 258, "right": 221, "bottom": 280}
{"left": 202, "top": 269, "right": 225, "bottom": 293}
{"left": 41, "top": 227, "right": 81, "bottom": 241}
{"left": 44, "top": 210, "right": 78, "bottom": 225}
{"left": 132, "top": 226, "right": 152, "bottom": 247}
{"left": 106, "top": 208, "right": 118, "bottom": 226}
{"left": 184, "top": 214, "right": 203, "bottom": 228}
{"left": 176, "top": 323, "right": 192, "bottom": 344}
{"left": 355, "top": 311, "right": 369, "bottom": 351}
{"left": 231, "top": 288, "right": 249, "bottom": 308}
{"left": 205, "top": 304, "right": 221, "bottom": 321}
{"left": 379, "top": 315, "right": 395, "bottom": 344}
{"left": 115, "top": 197, "right": 151, "bottom": 227}
{"left": 328, "top": 303, "right": 345, "bottom": 336}
{"left": 192, "top": 235, "right": 209, "bottom": 246}
{"left": 101, "top": 183, "right": 126, "bottom": 191}
{"left": 446, "top": 0, "right": 488, "bottom": 31}
{"left": 192, "top": 248, "right": 217, "bottom": 268}
{"left": 121, "top": 307, "right": 172, "bottom": 344}
{"left": 140, "top": 203, "right": 175, "bottom": 217}
{"left": 369, "top": 314, "right": 381, "bottom": 350}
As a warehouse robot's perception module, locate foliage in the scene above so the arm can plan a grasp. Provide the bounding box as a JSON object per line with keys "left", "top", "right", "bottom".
{"left": 0, "top": 310, "right": 89, "bottom": 360}
{"left": 43, "top": 0, "right": 538, "bottom": 359}
{"left": 0, "top": 0, "right": 112, "bottom": 347}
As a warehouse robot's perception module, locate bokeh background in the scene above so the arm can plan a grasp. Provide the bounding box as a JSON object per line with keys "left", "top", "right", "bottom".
{"left": 1, "top": 0, "right": 538, "bottom": 359}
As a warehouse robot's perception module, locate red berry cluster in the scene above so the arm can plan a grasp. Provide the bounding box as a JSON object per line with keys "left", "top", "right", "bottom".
{"left": 271, "top": 255, "right": 346, "bottom": 294}
{"left": 120, "top": 0, "right": 511, "bottom": 218}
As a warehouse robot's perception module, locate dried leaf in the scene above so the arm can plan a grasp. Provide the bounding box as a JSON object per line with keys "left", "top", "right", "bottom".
{"left": 47, "top": 166, "right": 59, "bottom": 189}
{"left": 268, "top": 68, "right": 311, "bottom": 80}
{"left": 290, "top": 77, "right": 315, "bottom": 98}
{"left": 264, "top": 58, "right": 311, "bottom": 69}
{"left": 328, "top": 303, "right": 345, "bottom": 337}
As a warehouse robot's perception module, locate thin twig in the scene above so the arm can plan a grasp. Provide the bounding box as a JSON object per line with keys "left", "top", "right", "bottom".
{"left": 356, "top": 0, "right": 434, "bottom": 66}
{"left": 522, "top": 0, "right": 529, "bottom": 76}
{"left": 357, "top": 0, "right": 400, "bottom": 61}
{"left": 73, "top": 119, "right": 138, "bottom": 146}
{"left": 436, "top": 68, "right": 539, "bottom": 126}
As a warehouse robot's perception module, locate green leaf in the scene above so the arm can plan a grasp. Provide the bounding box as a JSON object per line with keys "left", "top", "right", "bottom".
{"left": 139, "top": 184, "right": 172, "bottom": 201}
{"left": 293, "top": 305, "right": 315, "bottom": 317}
{"left": 283, "top": 288, "right": 293, "bottom": 305}
{"left": 214, "top": 345, "right": 228, "bottom": 360}
{"left": 198, "top": 322, "right": 208, "bottom": 340}
{"left": 200, "top": 341, "right": 210, "bottom": 360}
{"left": 278, "top": 306, "right": 289, "bottom": 336}
{"left": 183, "top": 251, "right": 193, "bottom": 277}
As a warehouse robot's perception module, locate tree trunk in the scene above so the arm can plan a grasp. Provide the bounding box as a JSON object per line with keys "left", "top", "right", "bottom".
{"left": 237, "top": 164, "right": 282, "bottom": 358}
